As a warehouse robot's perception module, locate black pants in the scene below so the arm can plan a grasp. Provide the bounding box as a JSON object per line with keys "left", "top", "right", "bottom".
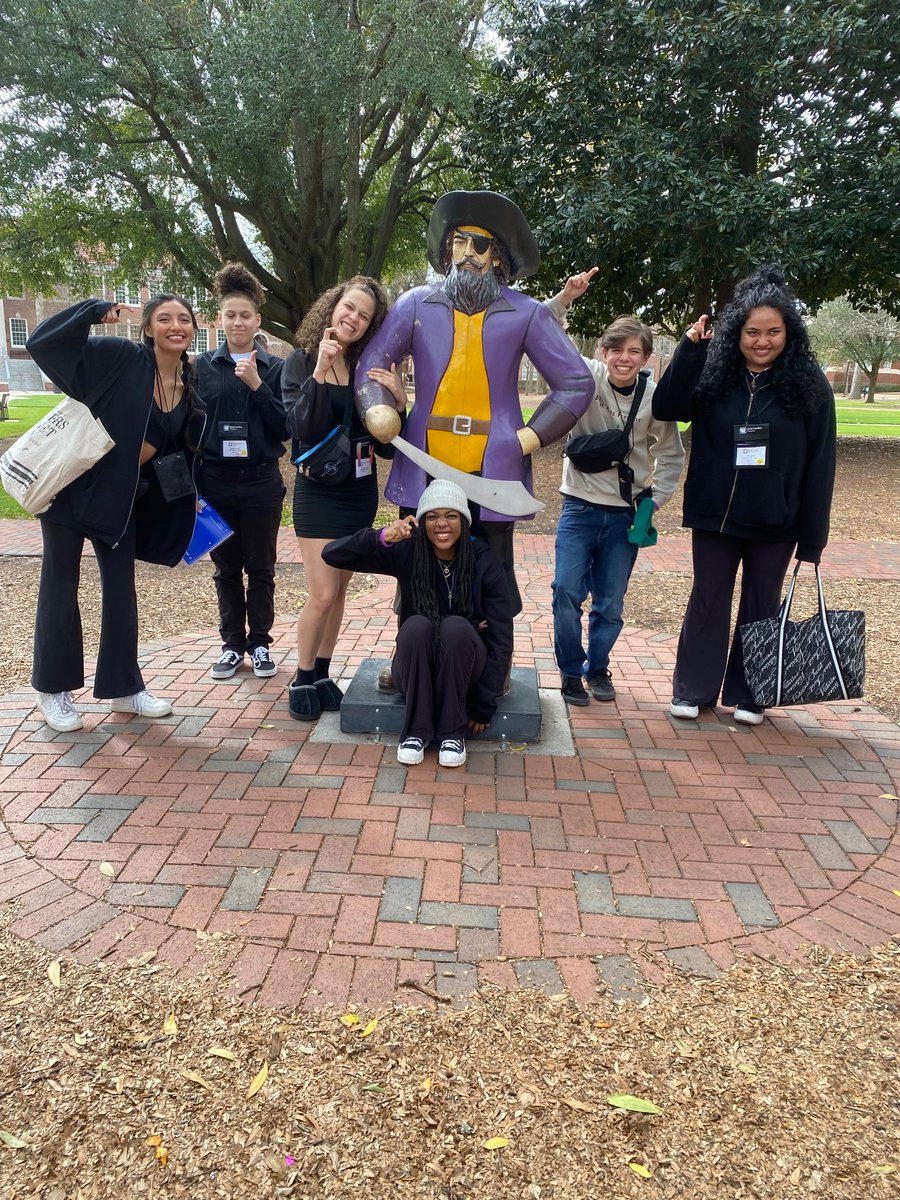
{"left": 392, "top": 615, "right": 486, "bottom": 743}
{"left": 673, "top": 529, "right": 795, "bottom": 708}
{"left": 32, "top": 517, "right": 143, "bottom": 700}
{"left": 198, "top": 463, "right": 285, "bottom": 653}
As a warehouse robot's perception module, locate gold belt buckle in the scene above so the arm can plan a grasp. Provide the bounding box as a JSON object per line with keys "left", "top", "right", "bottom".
{"left": 451, "top": 415, "right": 472, "bottom": 435}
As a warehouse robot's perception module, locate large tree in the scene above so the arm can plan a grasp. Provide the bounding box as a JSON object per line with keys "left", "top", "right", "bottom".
{"left": 810, "top": 298, "right": 900, "bottom": 403}
{"left": 471, "top": 0, "right": 900, "bottom": 334}
{"left": 0, "top": 0, "right": 484, "bottom": 340}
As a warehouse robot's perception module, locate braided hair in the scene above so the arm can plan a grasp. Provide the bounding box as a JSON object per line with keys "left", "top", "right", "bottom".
{"left": 140, "top": 294, "right": 203, "bottom": 451}
{"left": 692, "top": 265, "right": 826, "bottom": 418}
{"left": 409, "top": 517, "right": 475, "bottom": 634}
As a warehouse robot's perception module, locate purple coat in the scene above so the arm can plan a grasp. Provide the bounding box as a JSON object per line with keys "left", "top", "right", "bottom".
{"left": 357, "top": 284, "right": 594, "bottom": 520}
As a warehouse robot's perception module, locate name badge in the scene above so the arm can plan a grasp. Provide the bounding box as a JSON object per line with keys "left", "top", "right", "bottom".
{"left": 219, "top": 420, "right": 249, "bottom": 459}
{"left": 734, "top": 423, "right": 769, "bottom": 468}
{"left": 355, "top": 440, "right": 374, "bottom": 479}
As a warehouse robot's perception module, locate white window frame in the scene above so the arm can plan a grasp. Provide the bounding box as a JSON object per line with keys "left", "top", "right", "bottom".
{"left": 114, "top": 282, "right": 141, "bottom": 306}
{"left": 9, "top": 317, "right": 28, "bottom": 348}
{"left": 190, "top": 328, "right": 209, "bottom": 354}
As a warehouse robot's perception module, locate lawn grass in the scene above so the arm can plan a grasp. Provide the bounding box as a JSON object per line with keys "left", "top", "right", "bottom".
{"left": 0, "top": 394, "right": 64, "bottom": 519}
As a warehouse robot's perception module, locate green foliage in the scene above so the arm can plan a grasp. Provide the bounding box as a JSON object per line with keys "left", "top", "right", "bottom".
{"left": 810, "top": 297, "right": 900, "bottom": 402}
{"left": 470, "top": 0, "right": 900, "bottom": 335}
{"left": 0, "top": 0, "right": 487, "bottom": 339}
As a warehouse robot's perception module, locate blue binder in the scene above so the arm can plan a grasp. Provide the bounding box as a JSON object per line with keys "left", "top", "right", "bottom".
{"left": 183, "top": 498, "right": 234, "bottom": 564}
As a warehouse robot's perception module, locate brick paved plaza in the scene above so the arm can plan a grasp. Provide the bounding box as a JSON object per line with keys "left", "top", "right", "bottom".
{"left": 1, "top": 523, "right": 898, "bottom": 1008}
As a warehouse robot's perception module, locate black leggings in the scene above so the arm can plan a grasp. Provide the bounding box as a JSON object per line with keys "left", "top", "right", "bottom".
{"left": 32, "top": 518, "right": 143, "bottom": 700}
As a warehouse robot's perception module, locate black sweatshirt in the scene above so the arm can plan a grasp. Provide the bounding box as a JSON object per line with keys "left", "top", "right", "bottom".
{"left": 26, "top": 298, "right": 205, "bottom": 562}
{"left": 652, "top": 338, "right": 836, "bottom": 562}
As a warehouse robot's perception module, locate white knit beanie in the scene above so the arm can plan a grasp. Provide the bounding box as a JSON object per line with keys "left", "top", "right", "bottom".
{"left": 415, "top": 478, "right": 472, "bottom": 525}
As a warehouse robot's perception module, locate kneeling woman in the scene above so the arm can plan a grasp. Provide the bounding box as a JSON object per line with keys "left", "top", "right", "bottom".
{"left": 322, "top": 481, "right": 514, "bottom": 768}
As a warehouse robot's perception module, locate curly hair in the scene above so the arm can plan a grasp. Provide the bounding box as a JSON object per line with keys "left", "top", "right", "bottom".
{"left": 140, "top": 294, "right": 203, "bottom": 450}
{"left": 410, "top": 519, "right": 475, "bottom": 633}
{"left": 294, "top": 276, "right": 390, "bottom": 370}
{"left": 213, "top": 261, "right": 265, "bottom": 310}
{"left": 692, "top": 265, "right": 826, "bottom": 418}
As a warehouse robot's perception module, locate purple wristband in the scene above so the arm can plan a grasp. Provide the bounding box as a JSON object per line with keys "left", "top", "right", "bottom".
{"left": 379, "top": 528, "right": 389, "bottom": 546}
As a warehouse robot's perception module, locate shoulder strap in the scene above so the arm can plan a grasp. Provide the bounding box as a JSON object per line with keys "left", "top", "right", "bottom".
{"left": 620, "top": 371, "right": 648, "bottom": 442}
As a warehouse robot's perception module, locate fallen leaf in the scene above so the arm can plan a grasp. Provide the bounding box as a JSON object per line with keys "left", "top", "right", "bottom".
{"left": 606, "top": 1094, "right": 663, "bottom": 1114}
{"left": 47, "top": 961, "right": 61, "bottom": 989}
{"left": 892, "top": 890, "right": 900, "bottom": 899}
{"left": 99, "top": 861, "right": 116, "bottom": 877}
{"left": 593, "top": 1021, "right": 612, "bottom": 1029}
{"left": 163, "top": 1013, "right": 177, "bottom": 1037}
{"left": 871, "top": 1165, "right": 897, "bottom": 1174}
{"left": 362, "top": 1082, "right": 384, "bottom": 1093}
{"left": 629, "top": 1162, "right": 653, "bottom": 1179}
{"left": 561, "top": 1096, "right": 595, "bottom": 1113}
{"left": 737, "top": 1063, "right": 757, "bottom": 1075}
{"left": 247, "top": 1061, "right": 268, "bottom": 1098}
{"left": 675, "top": 1039, "right": 699, "bottom": 1058}
{"left": 155, "top": 1145, "right": 168, "bottom": 1166}
{"left": 339, "top": 1013, "right": 361, "bottom": 1028}
{"left": 878, "top": 793, "right": 898, "bottom": 800}
{"left": 258, "top": 723, "right": 275, "bottom": 728}
{"left": 482, "top": 1136, "right": 509, "bottom": 1150}
{"left": 0, "top": 1130, "right": 29, "bottom": 1149}
{"left": 790, "top": 1166, "right": 802, "bottom": 1185}
{"left": 4, "top": 994, "right": 30, "bottom": 1007}
{"left": 208, "top": 1047, "right": 236, "bottom": 1061}
{"left": 145, "top": 1135, "right": 162, "bottom": 1147}
{"left": 359, "top": 1017, "right": 378, "bottom": 1038}
{"left": 739, "top": 838, "right": 752, "bottom": 847}
{"left": 178, "top": 1069, "right": 212, "bottom": 1090}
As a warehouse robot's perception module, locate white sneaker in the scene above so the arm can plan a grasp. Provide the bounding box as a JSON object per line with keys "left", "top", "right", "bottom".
{"left": 211, "top": 649, "right": 243, "bottom": 680}
{"left": 734, "top": 705, "right": 765, "bottom": 726}
{"left": 397, "top": 736, "right": 425, "bottom": 765}
{"left": 109, "top": 690, "right": 173, "bottom": 718}
{"left": 36, "top": 691, "right": 83, "bottom": 733}
{"left": 438, "top": 738, "right": 467, "bottom": 768}
{"left": 670, "top": 698, "right": 699, "bottom": 720}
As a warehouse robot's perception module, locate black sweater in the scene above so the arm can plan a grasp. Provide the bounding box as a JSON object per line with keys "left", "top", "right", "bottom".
{"left": 322, "top": 529, "right": 514, "bottom": 724}
{"left": 652, "top": 338, "right": 836, "bottom": 562}
{"left": 195, "top": 340, "right": 287, "bottom": 466}
{"left": 26, "top": 298, "right": 205, "bottom": 563}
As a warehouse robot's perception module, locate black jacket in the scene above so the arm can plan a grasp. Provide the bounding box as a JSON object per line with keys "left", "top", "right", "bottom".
{"left": 322, "top": 528, "right": 514, "bottom": 723}
{"left": 652, "top": 338, "right": 836, "bottom": 562}
{"left": 282, "top": 350, "right": 400, "bottom": 462}
{"left": 26, "top": 298, "right": 205, "bottom": 564}
{"left": 195, "top": 340, "right": 287, "bottom": 465}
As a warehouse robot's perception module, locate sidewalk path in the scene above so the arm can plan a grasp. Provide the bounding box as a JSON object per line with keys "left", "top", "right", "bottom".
{"left": 2, "top": 517, "right": 899, "bottom": 578}
{"left": 1, "top": 525, "right": 898, "bottom": 1009}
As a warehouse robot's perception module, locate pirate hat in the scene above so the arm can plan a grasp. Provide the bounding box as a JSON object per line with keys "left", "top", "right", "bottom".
{"left": 427, "top": 191, "right": 541, "bottom": 281}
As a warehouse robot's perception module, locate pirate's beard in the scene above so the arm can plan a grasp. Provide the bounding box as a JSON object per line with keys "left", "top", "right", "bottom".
{"left": 443, "top": 262, "right": 501, "bottom": 315}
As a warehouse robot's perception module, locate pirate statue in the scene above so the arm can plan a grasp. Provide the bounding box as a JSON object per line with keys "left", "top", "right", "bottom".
{"left": 356, "top": 190, "right": 594, "bottom": 611}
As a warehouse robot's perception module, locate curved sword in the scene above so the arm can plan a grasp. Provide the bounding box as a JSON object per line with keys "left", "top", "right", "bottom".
{"left": 390, "top": 434, "right": 545, "bottom": 518}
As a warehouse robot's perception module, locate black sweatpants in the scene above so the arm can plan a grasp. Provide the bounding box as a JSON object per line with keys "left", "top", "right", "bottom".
{"left": 392, "top": 615, "right": 487, "bottom": 743}
{"left": 32, "top": 517, "right": 143, "bottom": 699}
{"left": 673, "top": 529, "right": 795, "bottom": 709}
{"left": 198, "top": 462, "right": 285, "bottom": 653}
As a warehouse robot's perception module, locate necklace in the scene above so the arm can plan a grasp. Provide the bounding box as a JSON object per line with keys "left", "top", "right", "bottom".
{"left": 154, "top": 361, "right": 180, "bottom": 412}
{"left": 438, "top": 559, "right": 455, "bottom": 606}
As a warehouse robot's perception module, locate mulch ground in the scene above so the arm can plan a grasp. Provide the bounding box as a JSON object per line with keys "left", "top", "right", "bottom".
{"left": 0, "top": 912, "right": 897, "bottom": 1199}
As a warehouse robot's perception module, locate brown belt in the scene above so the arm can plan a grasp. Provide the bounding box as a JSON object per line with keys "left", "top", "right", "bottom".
{"left": 426, "top": 414, "right": 491, "bottom": 436}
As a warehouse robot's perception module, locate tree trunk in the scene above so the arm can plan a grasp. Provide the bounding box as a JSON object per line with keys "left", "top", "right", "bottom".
{"left": 866, "top": 361, "right": 880, "bottom": 403}
{"left": 850, "top": 362, "right": 862, "bottom": 399}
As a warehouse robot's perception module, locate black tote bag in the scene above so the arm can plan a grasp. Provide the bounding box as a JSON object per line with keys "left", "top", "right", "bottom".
{"left": 739, "top": 562, "right": 865, "bottom": 708}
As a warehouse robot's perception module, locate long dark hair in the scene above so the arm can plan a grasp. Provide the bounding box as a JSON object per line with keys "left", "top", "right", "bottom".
{"left": 294, "top": 276, "right": 390, "bottom": 371}
{"left": 140, "top": 293, "right": 203, "bottom": 449}
{"left": 693, "top": 265, "right": 825, "bottom": 418}
{"left": 410, "top": 518, "right": 475, "bottom": 632}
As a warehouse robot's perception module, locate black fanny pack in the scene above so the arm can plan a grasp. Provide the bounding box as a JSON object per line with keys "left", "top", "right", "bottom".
{"left": 564, "top": 373, "right": 647, "bottom": 474}
{"left": 293, "top": 388, "right": 353, "bottom": 486}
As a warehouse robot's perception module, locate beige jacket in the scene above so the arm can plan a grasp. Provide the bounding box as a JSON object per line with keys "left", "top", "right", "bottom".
{"left": 545, "top": 297, "right": 684, "bottom": 510}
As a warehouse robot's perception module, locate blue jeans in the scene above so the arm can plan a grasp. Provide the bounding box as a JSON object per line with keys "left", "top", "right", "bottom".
{"left": 552, "top": 499, "right": 638, "bottom": 679}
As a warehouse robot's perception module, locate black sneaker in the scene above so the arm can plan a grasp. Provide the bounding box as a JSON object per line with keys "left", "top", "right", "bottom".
{"left": 251, "top": 647, "right": 277, "bottom": 677}
{"left": 211, "top": 649, "right": 243, "bottom": 680}
{"left": 561, "top": 675, "right": 589, "bottom": 706}
{"left": 587, "top": 669, "right": 616, "bottom": 702}
{"left": 288, "top": 682, "right": 321, "bottom": 721}
{"left": 315, "top": 678, "right": 343, "bottom": 711}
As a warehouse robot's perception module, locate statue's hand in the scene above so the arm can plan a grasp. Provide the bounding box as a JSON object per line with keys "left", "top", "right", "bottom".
{"left": 365, "top": 404, "right": 402, "bottom": 444}
{"left": 516, "top": 427, "right": 541, "bottom": 457}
